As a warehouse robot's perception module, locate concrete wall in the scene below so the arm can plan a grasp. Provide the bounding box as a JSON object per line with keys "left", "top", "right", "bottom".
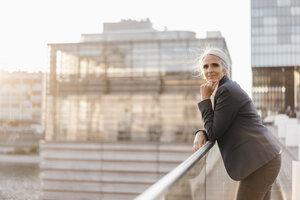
{"left": 39, "top": 141, "right": 192, "bottom": 200}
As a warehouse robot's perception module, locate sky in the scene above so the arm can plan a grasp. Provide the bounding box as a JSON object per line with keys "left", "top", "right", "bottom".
{"left": 0, "top": 0, "right": 251, "bottom": 95}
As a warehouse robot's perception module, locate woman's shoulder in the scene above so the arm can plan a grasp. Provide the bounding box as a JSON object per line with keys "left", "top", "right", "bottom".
{"left": 217, "top": 79, "right": 237, "bottom": 93}
{"left": 217, "top": 80, "right": 250, "bottom": 100}
{"left": 220, "top": 79, "right": 243, "bottom": 91}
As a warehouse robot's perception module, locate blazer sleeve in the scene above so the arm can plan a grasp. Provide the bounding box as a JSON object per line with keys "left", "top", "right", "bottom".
{"left": 198, "top": 87, "right": 239, "bottom": 141}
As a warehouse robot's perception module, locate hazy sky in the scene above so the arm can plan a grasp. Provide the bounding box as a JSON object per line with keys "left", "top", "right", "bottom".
{"left": 0, "top": 0, "right": 251, "bottom": 95}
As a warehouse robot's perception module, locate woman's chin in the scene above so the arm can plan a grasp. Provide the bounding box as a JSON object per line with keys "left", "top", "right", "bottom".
{"left": 208, "top": 78, "right": 218, "bottom": 83}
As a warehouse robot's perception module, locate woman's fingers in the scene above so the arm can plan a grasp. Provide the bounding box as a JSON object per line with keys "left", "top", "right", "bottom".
{"left": 193, "top": 142, "right": 197, "bottom": 151}
{"left": 194, "top": 141, "right": 205, "bottom": 152}
{"left": 201, "top": 81, "right": 216, "bottom": 99}
{"left": 211, "top": 81, "right": 218, "bottom": 90}
{"left": 193, "top": 141, "right": 199, "bottom": 151}
{"left": 194, "top": 131, "right": 207, "bottom": 152}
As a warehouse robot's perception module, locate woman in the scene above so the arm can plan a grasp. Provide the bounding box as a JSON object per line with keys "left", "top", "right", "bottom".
{"left": 193, "top": 48, "right": 281, "bottom": 200}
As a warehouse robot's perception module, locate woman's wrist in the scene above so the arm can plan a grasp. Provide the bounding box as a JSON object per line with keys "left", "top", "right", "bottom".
{"left": 200, "top": 95, "right": 210, "bottom": 101}
{"left": 194, "top": 129, "right": 206, "bottom": 136}
{"left": 195, "top": 130, "right": 203, "bottom": 136}
{"left": 194, "top": 129, "right": 209, "bottom": 140}
{"left": 202, "top": 96, "right": 210, "bottom": 100}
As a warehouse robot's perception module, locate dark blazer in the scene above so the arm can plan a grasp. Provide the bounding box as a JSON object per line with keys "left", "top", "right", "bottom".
{"left": 198, "top": 75, "right": 281, "bottom": 181}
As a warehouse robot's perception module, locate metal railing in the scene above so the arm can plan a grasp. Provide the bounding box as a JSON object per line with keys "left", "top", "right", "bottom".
{"left": 134, "top": 141, "right": 215, "bottom": 200}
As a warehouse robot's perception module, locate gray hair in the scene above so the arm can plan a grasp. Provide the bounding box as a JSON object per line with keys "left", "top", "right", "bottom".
{"left": 199, "top": 47, "right": 231, "bottom": 77}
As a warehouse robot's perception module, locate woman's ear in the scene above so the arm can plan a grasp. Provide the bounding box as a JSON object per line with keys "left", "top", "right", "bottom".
{"left": 221, "top": 67, "right": 226, "bottom": 76}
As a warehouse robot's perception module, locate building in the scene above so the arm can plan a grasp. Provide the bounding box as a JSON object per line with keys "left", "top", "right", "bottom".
{"left": 0, "top": 71, "right": 43, "bottom": 153}
{"left": 251, "top": 0, "right": 300, "bottom": 118}
{"left": 41, "top": 19, "right": 231, "bottom": 199}
{"left": 45, "top": 19, "right": 231, "bottom": 142}
{"left": 0, "top": 71, "right": 43, "bottom": 134}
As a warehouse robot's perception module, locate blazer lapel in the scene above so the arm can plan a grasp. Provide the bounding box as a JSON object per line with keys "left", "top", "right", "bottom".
{"left": 218, "top": 75, "right": 229, "bottom": 87}
{"left": 214, "top": 75, "right": 229, "bottom": 109}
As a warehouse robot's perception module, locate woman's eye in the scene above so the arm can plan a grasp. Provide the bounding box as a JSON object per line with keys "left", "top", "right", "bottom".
{"left": 212, "top": 63, "right": 219, "bottom": 67}
{"left": 203, "top": 65, "right": 208, "bottom": 69}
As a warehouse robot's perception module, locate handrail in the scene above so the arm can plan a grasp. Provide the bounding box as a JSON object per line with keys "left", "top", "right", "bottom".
{"left": 134, "top": 141, "right": 215, "bottom": 200}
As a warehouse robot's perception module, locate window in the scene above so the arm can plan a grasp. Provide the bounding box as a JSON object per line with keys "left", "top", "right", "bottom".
{"left": 264, "top": 17, "right": 277, "bottom": 25}
{"left": 277, "top": 0, "right": 291, "bottom": 7}
{"left": 291, "top": 6, "right": 300, "bottom": 15}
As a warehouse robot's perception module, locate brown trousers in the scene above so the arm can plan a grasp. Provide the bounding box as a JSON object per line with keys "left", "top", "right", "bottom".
{"left": 236, "top": 153, "right": 281, "bottom": 200}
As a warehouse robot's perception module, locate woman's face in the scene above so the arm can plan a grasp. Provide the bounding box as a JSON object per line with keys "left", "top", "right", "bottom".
{"left": 202, "top": 54, "right": 225, "bottom": 83}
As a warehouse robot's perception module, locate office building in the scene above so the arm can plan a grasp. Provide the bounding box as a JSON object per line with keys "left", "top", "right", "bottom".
{"left": 45, "top": 19, "right": 231, "bottom": 142}
{"left": 251, "top": 0, "right": 300, "bottom": 118}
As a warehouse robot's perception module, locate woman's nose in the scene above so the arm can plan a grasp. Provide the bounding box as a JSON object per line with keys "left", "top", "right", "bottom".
{"left": 208, "top": 66, "right": 213, "bottom": 72}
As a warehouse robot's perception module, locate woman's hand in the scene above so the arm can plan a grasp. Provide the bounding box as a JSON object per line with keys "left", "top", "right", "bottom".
{"left": 193, "top": 131, "right": 207, "bottom": 152}
{"left": 200, "top": 81, "right": 218, "bottom": 100}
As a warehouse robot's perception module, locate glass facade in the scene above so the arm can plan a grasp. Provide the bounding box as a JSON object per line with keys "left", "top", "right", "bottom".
{"left": 45, "top": 20, "right": 230, "bottom": 142}
{"left": 252, "top": 67, "right": 295, "bottom": 116}
{"left": 251, "top": 0, "right": 300, "bottom": 118}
